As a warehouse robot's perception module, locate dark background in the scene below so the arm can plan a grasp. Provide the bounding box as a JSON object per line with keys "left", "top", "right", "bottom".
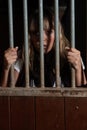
{"left": 0, "top": 0, "right": 86, "bottom": 72}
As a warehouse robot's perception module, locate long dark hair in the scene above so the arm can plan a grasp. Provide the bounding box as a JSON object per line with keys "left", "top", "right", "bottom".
{"left": 16, "top": 7, "right": 71, "bottom": 87}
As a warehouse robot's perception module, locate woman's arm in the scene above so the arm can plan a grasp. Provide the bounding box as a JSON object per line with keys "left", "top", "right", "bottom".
{"left": 65, "top": 47, "right": 87, "bottom": 86}
{"left": 1, "top": 47, "right": 18, "bottom": 87}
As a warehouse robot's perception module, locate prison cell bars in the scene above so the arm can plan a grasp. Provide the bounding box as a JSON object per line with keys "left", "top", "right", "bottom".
{"left": 8, "top": 0, "right": 30, "bottom": 88}
{"left": 8, "top": 0, "right": 15, "bottom": 88}
{"left": 23, "top": 0, "right": 30, "bottom": 88}
{"left": 39, "top": 0, "right": 45, "bottom": 88}
{"left": 71, "top": 0, "right": 76, "bottom": 88}
{"left": 54, "top": 0, "right": 60, "bottom": 88}
{"left": 8, "top": 0, "right": 76, "bottom": 88}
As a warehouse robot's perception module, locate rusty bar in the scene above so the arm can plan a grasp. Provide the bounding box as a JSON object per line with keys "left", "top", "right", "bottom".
{"left": 39, "top": 0, "right": 44, "bottom": 88}
{"left": 23, "top": 0, "right": 30, "bottom": 88}
{"left": 71, "top": 0, "right": 76, "bottom": 88}
{"left": 8, "top": 0, "right": 15, "bottom": 88}
{"left": 54, "top": 0, "right": 60, "bottom": 88}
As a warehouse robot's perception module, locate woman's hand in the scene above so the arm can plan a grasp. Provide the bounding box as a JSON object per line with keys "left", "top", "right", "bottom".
{"left": 65, "top": 47, "right": 82, "bottom": 71}
{"left": 4, "top": 47, "right": 18, "bottom": 70}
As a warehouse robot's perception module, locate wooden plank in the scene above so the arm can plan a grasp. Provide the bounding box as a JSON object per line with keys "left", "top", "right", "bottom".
{"left": 10, "top": 96, "right": 35, "bottom": 130}
{"left": 65, "top": 97, "right": 87, "bottom": 130}
{"left": 36, "top": 97, "right": 65, "bottom": 130}
{"left": 0, "top": 96, "right": 10, "bottom": 130}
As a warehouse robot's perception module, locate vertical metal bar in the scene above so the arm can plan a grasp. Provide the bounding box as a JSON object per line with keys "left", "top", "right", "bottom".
{"left": 39, "top": 0, "right": 44, "bottom": 88}
{"left": 71, "top": 0, "right": 76, "bottom": 88}
{"left": 23, "top": 0, "right": 30, "bottom": 88}
{"left": 54, "top": 0, "right": 60, "bottom": 88}
{"left": 8, "top": 0, "right": 15, "bottom": 87}
{"left": 86, "top": 1, "right": 87, "bottom": 78}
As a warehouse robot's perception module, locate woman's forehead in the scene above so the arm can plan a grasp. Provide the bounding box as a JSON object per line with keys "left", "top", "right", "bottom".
{"left": 30, "top": 18, "right": 53, "bottom": 32}
{"left": 43, "top": 19, "right": 51, "bottom": 30}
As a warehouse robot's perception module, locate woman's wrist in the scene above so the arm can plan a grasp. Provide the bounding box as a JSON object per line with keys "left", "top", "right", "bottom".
{"left": 3, "top": 63, "right": 11, "bottom": 70}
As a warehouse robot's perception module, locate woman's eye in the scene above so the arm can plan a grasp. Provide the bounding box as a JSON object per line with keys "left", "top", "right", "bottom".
{"left": 47, "top": 29, "right": 54, "bottom": 35}
{"left": 30, "top": 31, "right": 39, "bottom": 37}
{"left": 50, "top": 29, "right": 54, "bottom": 33}
{"left": 45, "top": 30, "right": 50, "bottom": 35}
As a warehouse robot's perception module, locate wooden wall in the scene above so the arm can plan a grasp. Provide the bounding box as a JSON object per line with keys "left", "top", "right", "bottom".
{"left": 0, "top": 96, "right": 87, "bottom": 130}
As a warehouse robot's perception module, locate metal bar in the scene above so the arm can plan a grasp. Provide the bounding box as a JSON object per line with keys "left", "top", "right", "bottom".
{"left": 8, "top": 0, "right": 15, "bottom": 88}
{"left": 71, "top": 0, "right": 76, "bottom": 88}
{"left": 54, "top": 0, "right": 60, "bottom": 88}
{"left": 23, "top": 0, "right": 30, "bottom": 88}
{"left": 8, "top": 0, "right": 14, "bottom": 48}
{"left": 39, "top": 0, "right": 44, "bottom": 88}
{"left": 86, "top": 1, "right": 87, "bottom": 78}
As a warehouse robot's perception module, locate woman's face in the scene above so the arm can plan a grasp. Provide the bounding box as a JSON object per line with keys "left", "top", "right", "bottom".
{"left": 30, "top": 19, "right": 55, "bottom": 53}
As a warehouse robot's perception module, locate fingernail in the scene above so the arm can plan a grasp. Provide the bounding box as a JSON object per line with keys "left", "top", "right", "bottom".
{"left": 15, "top": 46, "right": 18, "bottom": 50}
{"left": 65, "top": 46, "right": 70, "bottom": 51}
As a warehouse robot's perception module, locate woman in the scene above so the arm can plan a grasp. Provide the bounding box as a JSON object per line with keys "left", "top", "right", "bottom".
{"left": 1, "top": 7, "right": 87, "bottom": 87}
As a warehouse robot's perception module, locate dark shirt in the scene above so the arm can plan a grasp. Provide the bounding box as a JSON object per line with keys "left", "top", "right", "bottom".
{"left": 16, "top": 50, "right": 71, "bottom": 87}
